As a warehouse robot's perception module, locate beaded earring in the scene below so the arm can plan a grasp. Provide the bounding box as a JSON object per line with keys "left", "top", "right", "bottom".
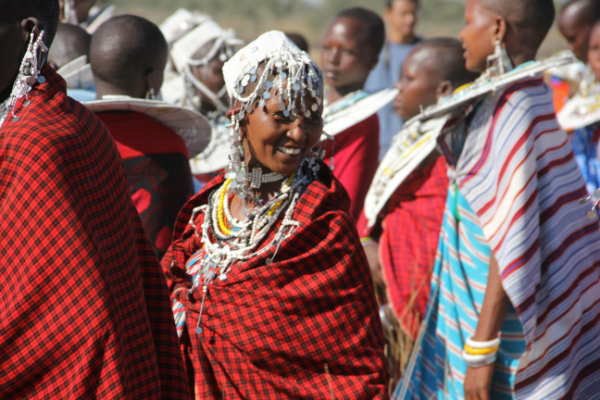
{"left": 225, "top": 114, "right": 250, "bottom": 199}
{"left": 145, "top": 87, "right": 156, "bottom": 100}
{"left": 1, "top": 27, "right": 48, "bottom": 129}
{"left": 486, "top": 39, "right": 513, "bottom": 77}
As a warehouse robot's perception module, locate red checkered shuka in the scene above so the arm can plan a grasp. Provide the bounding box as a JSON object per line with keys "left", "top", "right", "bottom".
{"left": 163, "top": 166, "right": 389, "bottom": 399}
{"left": 0, "top": 67, "right": 189, "bottom": 399}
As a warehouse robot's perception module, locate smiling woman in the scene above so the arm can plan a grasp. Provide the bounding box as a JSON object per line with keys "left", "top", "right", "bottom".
{"left": 161, "top": 30, "right": 389, "bottom": 399}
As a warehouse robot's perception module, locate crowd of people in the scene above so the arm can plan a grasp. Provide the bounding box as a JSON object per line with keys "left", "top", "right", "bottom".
{"left": 2, "top": 0, "right": 600, "bottom": 399}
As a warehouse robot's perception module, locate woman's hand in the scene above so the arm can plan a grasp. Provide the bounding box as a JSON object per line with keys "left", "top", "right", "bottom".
{"left": 463, "top": 253, "right": 509, "bottom": 399}
{"left": 464, "top": 364, "right": 495, "bottom": 400}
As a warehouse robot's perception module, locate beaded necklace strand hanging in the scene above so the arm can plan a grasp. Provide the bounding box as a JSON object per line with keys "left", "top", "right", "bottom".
{"left": 185, "top": 158, "right": 322, "bottom": 336}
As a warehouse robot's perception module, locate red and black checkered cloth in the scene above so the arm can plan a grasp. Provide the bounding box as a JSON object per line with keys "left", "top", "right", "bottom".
{"left": 163, "top": 167, "right": 389, "bottom": 399}
{"left": 0, "top": 68, "right": 189, "bottom": 399}
{"left": 96, "top": 111, "right": 196, "bottom": 259}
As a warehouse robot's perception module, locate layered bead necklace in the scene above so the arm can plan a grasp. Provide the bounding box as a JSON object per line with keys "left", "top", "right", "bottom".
{"left": 184, "top": 162, "right": 319, "bottom": 335}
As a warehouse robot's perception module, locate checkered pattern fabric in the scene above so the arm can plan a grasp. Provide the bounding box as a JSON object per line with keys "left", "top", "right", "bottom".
{"left": 0, "top": 68, "right": 189, "bottom": 399}
{"left": 97, "top": 111, "right": 196, "bottom": 259}
{"left": 163, "top": 165, "right": 389, "bottom": 399}
{"left": 378, "top": 153, "right": 448, "bottom": 339}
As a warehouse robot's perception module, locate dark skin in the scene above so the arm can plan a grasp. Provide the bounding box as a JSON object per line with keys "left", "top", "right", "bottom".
{"left": 229, "top": 88, "right": 323, "bottom": 221}
{"left": 320, "top": 16, "right": 377, "bottom": 104}
{"left": 94, "top": 46, "right": 168, "bottom": 100}
{"left": 463, "top": 255, "right": 510, "bottom": 400}
{"left": 460, "top": 0, "right": 531, "bottom": 398}
{"left": 362, "top": 46, "right": 453, "bottom": 303}
{"left": 558, "top": 1, "right": 594, "bottom": 62}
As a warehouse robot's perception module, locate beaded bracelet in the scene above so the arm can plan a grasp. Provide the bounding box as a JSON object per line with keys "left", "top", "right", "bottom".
{"left": 465, "top": 336, "right": 500, "bottom": 349}
{"left": 464, "top": 343, "right": 499, "bottom": 355}
{"left": 462, "top": 349, "right": 497, "bottom": 367}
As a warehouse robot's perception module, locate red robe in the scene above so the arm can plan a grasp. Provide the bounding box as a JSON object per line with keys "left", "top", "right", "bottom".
{"left": 162, "top": 165, "right": 389, "bottom": 399}
{"left": 96, "top": 111, "right": 195, "bottom": 259}
{"left": 359, "top": 153, "right": 448, "bottom": 339}
{"left": 0, "top": 67, "right": 189, "bottom": 399}
{"left": 324, "top": 114, "right": 380, "bottom": 221}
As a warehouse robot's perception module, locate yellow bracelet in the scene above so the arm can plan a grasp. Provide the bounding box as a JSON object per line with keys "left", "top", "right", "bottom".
{"left": 463, "top": 343, "right": 499, "bottom": 355}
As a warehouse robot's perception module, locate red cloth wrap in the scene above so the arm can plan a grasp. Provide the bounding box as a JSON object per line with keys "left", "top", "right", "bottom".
{"left": 363, "top": 153, "right": 448, "bottom": 339}
{"left": 96, "top": 111, "right": 195, "bottom": 258}
{"left": 163, "top": 166, "right": 389, "bottom": 399}
{"left": 324, "top": 114, "right": 380, "bottom": 222}
{"left": 0, "top": 68, "right": 189, "bottom": 399}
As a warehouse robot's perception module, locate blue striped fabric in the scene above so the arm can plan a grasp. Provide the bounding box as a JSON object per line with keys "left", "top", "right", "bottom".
{"left": 397, "top": 185, "right": 525, "bottom": 399}
{"left": 397, "top": 76, "right": 600, "bottom": 399}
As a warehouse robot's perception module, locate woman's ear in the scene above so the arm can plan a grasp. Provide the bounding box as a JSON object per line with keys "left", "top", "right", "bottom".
{"left": 493, "top": 14, "right": 507, "bottom": 43}
{"left": 20, "top": 17, "right": 41, "bottom": 40}
{"left": 436, "top": 80, "right": 453, "bottom": 99}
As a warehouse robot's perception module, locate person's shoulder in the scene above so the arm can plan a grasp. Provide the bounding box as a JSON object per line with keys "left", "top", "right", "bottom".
{"left": 294, "top": 161, "right": 354, "bottom": 222}
{"left": 496, "top": 76, "right": 553, "bottom": 111}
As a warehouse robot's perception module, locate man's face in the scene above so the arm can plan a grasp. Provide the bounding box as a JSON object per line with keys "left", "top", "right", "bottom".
{"left": 385, "top": 0, "right": 418, "bottom": 40}
{"left": 320, "top": 17, "right": 374, "bottom": 93}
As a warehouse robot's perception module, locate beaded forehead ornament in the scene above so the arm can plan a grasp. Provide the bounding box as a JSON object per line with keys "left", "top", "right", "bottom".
{"left": 223, "top": 30, "right": 322, "bottom": 121}
{"left": 221, "top": 30, "right": 324, "bottom": 200}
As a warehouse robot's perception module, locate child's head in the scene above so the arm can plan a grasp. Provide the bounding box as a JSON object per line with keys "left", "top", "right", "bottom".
{"left": 588, "top": 21, "right": 600, "bottom": 81}
{"left": 320, "top": 7, "right": 384, "bottom": 96}
{"left": 48, "top": 22, "right": 91, "bottom": 70}
{"left": 558, "top": 0, "right": 600, "bottom": 62}
{"left": 460, "top": 0, "right": 555, "bottom": 73}
{"left": 394, "top": 38, "right": 477, "bottom": 120}
{"left": 90, "top": 14, "right": 168, "bottom": 99}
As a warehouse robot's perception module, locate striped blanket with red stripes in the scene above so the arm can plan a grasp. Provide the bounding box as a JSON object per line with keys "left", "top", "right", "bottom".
{"left": 450, "top": 77, "right": 600, "bottom": 398}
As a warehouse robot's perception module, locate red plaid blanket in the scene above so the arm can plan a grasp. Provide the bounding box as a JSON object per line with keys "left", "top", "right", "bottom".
{"left": 0, "top": 68, "right": 189, "bottom": 399}
{"left": 163, "top": 167, "right": 388, "bottom": 399}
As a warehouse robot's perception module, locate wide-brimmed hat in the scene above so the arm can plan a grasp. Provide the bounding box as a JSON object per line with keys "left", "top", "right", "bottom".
{"left": 84, "top": 96, "right": 212, "bottom": 157}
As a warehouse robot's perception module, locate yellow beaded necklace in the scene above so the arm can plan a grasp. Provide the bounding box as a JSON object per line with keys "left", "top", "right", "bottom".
{"left": 217, "top": 174, "right": 295, "bottom": 236}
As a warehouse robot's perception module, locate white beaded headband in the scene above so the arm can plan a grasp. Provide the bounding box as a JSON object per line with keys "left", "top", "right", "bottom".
{"left": 222, "top": 30, "right": 323, "bottom": 121}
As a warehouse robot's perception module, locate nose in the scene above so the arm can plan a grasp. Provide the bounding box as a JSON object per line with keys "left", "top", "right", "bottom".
{"left": 395, "top": 78, "right": 403, "bottom": 92}
{"left": 287, "top": 119, "right": 307, "bottom": 143}
{"left": 325, "top": 48, "right": 341, "bottom": 65}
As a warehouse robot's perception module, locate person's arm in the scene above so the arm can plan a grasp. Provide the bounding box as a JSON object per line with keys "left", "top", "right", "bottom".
{"left": 361, "top": 238, "right": 389, "bottom": 305}
{"left": 463, "top": 253, "right": 510, "bottom": 400}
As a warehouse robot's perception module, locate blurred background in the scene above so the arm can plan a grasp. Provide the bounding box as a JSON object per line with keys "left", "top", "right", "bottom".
{"left": 97, "top": 0, "right": 569, "bottom": 58}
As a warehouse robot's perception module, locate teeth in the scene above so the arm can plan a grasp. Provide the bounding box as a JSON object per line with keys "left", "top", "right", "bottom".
{"left": 278, "top": 146, "right": 301, "bottom": 155}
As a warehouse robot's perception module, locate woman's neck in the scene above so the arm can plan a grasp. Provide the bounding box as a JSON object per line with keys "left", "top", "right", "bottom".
{"left": 326, "top": 82, "right": 365, "bottom": 105}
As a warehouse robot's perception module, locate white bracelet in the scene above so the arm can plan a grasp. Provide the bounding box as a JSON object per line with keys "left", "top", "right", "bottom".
{"left": 462, "top": 349, "right": 497, "bottom": 367}
{"left": 466, "top": 336, "right": 500, "bottom": 349}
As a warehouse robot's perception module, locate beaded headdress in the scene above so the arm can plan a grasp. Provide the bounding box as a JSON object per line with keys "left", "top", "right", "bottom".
{"left": 166, "top": 11, "right": 242, "bottom": 113}
{"left": 222, "top": 30, "right": 323, "bottom": 199}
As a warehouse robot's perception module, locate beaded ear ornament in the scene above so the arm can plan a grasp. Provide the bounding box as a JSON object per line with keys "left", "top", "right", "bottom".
{"left": 222, "top": 30, "right": 324, "bottom": 201}
{"left": 0, "top": 26, "right": 48, "bottom": 129}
